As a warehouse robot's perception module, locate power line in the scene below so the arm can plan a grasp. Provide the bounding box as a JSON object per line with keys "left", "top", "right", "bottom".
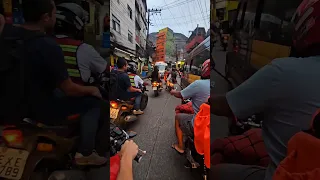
{"left": 196, "top": 0, "right": 208, "bottom": 29}
{"left": 163, "top": 0, "right": 185, "bottom": 34}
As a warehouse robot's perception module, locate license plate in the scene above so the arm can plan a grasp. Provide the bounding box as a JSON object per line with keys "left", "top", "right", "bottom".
{"left": 0, "top": 148, "right": 29, "bottom": 180}
{"left": 110, "top": 108, "right": 120, "bottom": 119}
{"left": 152, "top": 87, "right": 157, "bottom": 90}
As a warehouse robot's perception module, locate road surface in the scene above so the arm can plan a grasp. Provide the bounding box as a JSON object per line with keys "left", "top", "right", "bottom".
{"left": 129, "top": 78, "right": 200, "bottom": 180}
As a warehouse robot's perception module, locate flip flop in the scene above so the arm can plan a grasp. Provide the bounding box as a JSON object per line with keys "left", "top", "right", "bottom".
{"left": 171, "top": 144, "right": 184, "bottom": 155}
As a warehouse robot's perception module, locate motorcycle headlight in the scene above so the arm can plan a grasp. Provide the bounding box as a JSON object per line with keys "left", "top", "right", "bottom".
{"left": 110, "top": 101, "right": 118, "bottom": 109}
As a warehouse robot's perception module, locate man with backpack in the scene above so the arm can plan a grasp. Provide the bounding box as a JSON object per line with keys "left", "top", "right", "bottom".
{"left": 111, "top": 58, "right": 144, "bottom": 115}
{"left": 1, "top": 0, "right": 108, "bottom": 166}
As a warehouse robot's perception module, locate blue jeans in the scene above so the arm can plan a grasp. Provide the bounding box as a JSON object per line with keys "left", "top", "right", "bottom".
{"left": 33, "top": 92, "right": 109, "bottom": 156}
{"left": 121, "top": 92, "right": 142, "bottom": 110}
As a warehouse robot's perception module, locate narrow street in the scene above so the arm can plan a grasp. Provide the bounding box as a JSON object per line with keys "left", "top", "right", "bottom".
{"left": 129, "top": 78, "right": 200, "bottom": 180}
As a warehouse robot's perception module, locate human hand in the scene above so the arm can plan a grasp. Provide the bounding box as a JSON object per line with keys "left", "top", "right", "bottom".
{"left": 170, "top": 90, "right": 177, "bottom": 95}
{"left": 136, "top": 89, "right": 142, "bottom": 93}
{"left": 119, "top": 140, "right": 138, "bottom": 160}
{"left": 89, "top": 86, "right": 102, "bottom": 99}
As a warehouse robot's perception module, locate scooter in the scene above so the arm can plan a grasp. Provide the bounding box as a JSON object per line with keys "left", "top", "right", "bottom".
{"left": 110, "top": 82, "right": 149, "bottom": 129}
{"left": 152, "top": 81, "right": 162, "bottom": 97}
{"left": 166, "top": 80, "right": 174, "bottom": 92}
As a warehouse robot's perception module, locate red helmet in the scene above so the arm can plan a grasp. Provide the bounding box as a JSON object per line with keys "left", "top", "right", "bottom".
{"left": 201, "top": 59, "right": 210, "bottom": 78}
{"left": 292, "top": 0, "right": 320, "bottom": 51}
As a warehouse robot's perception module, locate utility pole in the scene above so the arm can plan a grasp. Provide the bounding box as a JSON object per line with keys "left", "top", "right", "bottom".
{"left": 146, "top": 8, "right": 161, "bottom": 59}
{"left": 175, "top": 44, "right": 178, "bottom": 61}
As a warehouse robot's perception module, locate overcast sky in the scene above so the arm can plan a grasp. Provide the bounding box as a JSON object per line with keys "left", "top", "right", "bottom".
{"left": 147, "top": 0, "right": 210, "bottom": 37}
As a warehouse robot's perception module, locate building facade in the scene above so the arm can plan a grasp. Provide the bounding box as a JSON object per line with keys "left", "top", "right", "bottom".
{"left": 135, "top": 0, "right": 147, "bottom": 57}
{"left": 110, "top": 0, "right": 137, "bottom": 59}
{"left": 185, "top": 27, "right": 206, "bottom": 53}
{"left": 155, "top": 27, "right": 175, "bottom": 62}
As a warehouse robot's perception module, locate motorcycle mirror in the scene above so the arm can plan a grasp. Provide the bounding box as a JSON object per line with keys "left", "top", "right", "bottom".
{"left": 127, "top": 131, "right": 137, "bottom": 138}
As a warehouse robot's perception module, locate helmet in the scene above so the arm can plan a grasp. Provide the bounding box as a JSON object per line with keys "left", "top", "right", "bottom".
{"left": 292, "top": 0, "right": 320, "bottom": 51}
{"left": 127, "top": 62, "right": 137, "bottom": 74}
{"left": 201, "top": 59, "right": 210, "bottom": 78}
{"left": 55, "top": 3, "right": 89, "bottom": 33}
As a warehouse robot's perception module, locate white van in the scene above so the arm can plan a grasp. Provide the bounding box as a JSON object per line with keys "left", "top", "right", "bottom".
{"left": 155, "top": 62, "right": 167, "bottom": 78}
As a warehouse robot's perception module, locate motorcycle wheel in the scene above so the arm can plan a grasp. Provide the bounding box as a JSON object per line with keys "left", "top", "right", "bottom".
{"left": 154, "top": 90, "right": 159, "bottom": 97}
{"left": 140, "top": 93, "right": 148, "bottom": 110}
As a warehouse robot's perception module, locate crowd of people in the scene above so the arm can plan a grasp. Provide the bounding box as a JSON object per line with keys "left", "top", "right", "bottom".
{"left": 2, "top": 0, "right": 319, "bottom": 179}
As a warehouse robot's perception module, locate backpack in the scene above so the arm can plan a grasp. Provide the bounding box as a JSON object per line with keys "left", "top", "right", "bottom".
{"left": 109, "top": 70, "right": 124, "bottom": 101}
{"left": 273, "top": 110, "right": 320, "bottom": 180}
{"left": 0, "top": 25, "right": 43, "bottom": 123}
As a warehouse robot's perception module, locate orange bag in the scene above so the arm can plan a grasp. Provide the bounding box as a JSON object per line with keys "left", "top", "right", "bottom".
{"left": 273, "top": 110, "right": 320, "bottom": 180}
{"left": 193, "top": 103, "right": 210, "bottom": 168}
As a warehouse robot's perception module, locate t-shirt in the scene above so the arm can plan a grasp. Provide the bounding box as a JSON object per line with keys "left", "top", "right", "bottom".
{"left": 56, "top": 35, "right": 107, "bottom": 82}
{"left": 134, "top": 75, "right": 144, "bottom": 88}
{"left": 226, "top": 56, "right": 320, "bottom": 180}
{"left": 117, "top": 70, "right": 131, "bottom": 100}
{"left": 181, "top": 79, "right": 210, "bottom": 126}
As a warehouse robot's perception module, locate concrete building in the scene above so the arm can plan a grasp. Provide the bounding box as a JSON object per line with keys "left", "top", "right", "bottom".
{"left": 110, "top": 0, "right": 136, "bottom": 59}
{"left": 135, "top": 0, "right": 147, "bottom": 58}
{"left": 185, "top": 27, "right": 206, "bottom": 53}
{"left": 155, "top": 27, "right": 175, "bottom": 62}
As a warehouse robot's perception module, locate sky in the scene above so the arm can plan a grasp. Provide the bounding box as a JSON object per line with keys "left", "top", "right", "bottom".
{"left": 147, "top": 0, "right": 210, "bottom": 37}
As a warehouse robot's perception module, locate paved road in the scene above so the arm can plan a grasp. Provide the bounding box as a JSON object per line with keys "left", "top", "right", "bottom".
{"left": 129, "top": 79, "right": 200, "bottom": 180}
{"left": 125, "top": 46, "right": 230, "bottom": 180}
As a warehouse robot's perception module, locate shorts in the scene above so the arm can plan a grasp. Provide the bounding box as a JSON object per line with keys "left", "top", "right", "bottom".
{"left": 177, "top": 113, "right": 194, "bottom": 136}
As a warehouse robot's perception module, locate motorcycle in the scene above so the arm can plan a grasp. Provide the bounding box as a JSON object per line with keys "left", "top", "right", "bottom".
{"left": 228, "top": 114, "right": 263, "bottom": 136}
{"left": 0, "top": 116, "right": 81, "bottom": 180}
{"left": 0, "top": 72, "right": 110, "bottom": 180}
{"left": 152, "top": 81, "right": 162, "bottom": 97}
{"left": 166, "top": 80, "right": 175, "bottom": 92}
{"left": 180, "top": 100, "right": 208, "bottom": 180}
{"left": 110, "top": 123, "right": 146, "bottom": 180}
{"left": 220, "top": 30, "right": 229, "bottom": 51}
{"left": 110, "top": 82, "right": 149, "bottom": 129}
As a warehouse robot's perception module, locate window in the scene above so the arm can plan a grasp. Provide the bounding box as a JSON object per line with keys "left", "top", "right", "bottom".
{"left": 128, "top": 30, "right": 133, "bottom": 43}
{"left": 235, "top": 2, "right": 246, "bottom": 29}
{"left": 243, "top": 0, "right": 259, "bottom": 33}
{"left": 112, "top": 15, "right": 121, "bottom": 33}
{"left": 128, "top": 5, "right": 133, "bottom": 19}
{"left": 255, "top": 0, "right": 301, "bottom": 46}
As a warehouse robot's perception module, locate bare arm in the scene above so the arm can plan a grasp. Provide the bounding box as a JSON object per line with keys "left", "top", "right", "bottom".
{"left": 128, "top": 86, "right": 141, "bottom": 93}
{"left": 117, "top": 155, "right": 133, "bottom": 180}
{"left": 171, "top": 90, "right": 183, "bottom": 99}
{"left": 210, "top": 94, "right": 233, "bottom": 117}
{"left": 59, "top": 78, "right": 97, "bottom": 96}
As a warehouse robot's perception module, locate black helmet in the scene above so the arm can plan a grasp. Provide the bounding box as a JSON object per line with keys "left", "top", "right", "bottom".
{"left": 55, "top": 3, "right": 88, "bottom": 34}
{"left": 127, "top": 62, "right": 138, "bottom": 74}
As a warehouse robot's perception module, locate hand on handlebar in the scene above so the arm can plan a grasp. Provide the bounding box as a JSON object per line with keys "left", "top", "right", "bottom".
{"left": 119, "top": 140, "right": 139, "bottom": 161}
{"left": 89, "top": 86, "right": 103, "bottom": 99}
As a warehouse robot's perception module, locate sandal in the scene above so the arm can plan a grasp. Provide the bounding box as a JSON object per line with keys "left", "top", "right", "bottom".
{"left": 171, "top": 144, "right": 184, "bottom": 155}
